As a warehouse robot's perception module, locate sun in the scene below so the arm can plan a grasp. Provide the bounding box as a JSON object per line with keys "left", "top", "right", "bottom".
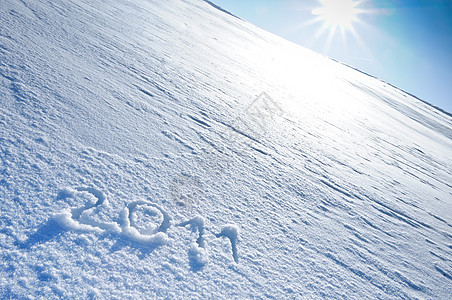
{"left": 312, "top": 0, "right": 361, "bottom": 31}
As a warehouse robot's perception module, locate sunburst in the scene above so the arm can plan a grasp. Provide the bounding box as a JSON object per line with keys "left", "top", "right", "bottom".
{"left": 312, "top": 0, "right": 362, "bottom": 31}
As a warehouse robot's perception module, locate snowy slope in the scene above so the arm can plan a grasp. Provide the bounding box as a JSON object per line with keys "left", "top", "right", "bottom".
{"left": 1, "top": 0, "right": 451, "bottom": 298}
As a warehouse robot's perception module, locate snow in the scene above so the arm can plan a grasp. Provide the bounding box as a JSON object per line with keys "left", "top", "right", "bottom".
{"left": 216, "top": 224, "right": 239, "bottom": 263}
{"left": 1, "top": 0, "right": 451, "bottom": 298}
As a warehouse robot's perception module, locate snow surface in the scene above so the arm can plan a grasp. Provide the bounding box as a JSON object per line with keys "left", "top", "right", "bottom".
{"left": 1, "top": 0, "right": 452, "bottom": 298}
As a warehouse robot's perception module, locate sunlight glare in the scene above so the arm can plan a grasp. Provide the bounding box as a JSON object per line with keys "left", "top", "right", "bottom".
{"left": 313, "top": 0, "right": 361, "bottom": 31}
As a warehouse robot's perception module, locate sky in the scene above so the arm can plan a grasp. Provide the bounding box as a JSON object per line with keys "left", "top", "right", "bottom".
{"left": 211, "top": 0, "right": 452, "bottom": 114}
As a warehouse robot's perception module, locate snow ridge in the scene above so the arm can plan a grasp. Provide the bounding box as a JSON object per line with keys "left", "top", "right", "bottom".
{"left": 1, "top": 0, "right": 451, "bottom": 298}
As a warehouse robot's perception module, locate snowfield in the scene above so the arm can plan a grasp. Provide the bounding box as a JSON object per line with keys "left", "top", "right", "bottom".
{"left": 1, "top": 0, "right": 451, "bottom": 298}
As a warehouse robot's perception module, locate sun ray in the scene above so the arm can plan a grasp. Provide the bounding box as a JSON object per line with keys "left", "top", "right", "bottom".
{"left": 287, "top": 0, "right": 375, "bottom": 60}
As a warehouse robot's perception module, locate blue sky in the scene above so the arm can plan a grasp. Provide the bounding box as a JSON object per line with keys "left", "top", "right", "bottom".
{"left": 211, "top": 0, "right": 452, "bottom": 113}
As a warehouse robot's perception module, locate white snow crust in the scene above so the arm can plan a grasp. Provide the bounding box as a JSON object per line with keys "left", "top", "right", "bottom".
{"left": 1, "top": 0, "right": 451, "bottom": 298}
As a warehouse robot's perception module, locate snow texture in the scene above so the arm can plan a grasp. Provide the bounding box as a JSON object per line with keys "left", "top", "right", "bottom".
{"left": 1, "top": 0, "right": 451, "bottom": 298}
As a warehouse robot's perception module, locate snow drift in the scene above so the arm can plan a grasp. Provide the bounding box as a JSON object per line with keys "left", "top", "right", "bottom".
{"left": 1, "top": 0, "right": 451, "bottom": 298}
